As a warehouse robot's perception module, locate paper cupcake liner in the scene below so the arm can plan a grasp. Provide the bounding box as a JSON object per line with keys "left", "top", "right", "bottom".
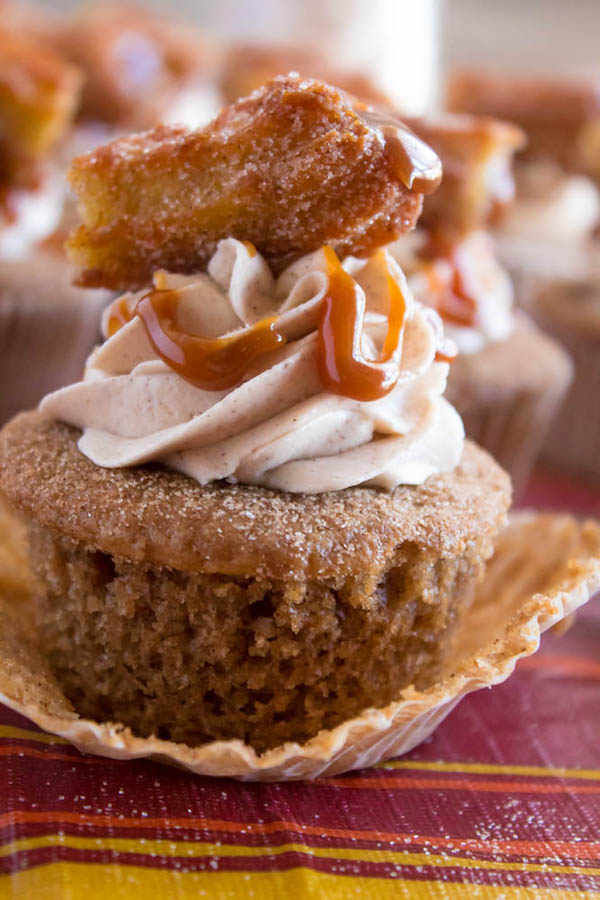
{"left": 0, "top": 258, "right": 110, "bottom": 424}
{"left": 458, "top": 381, "right": 570, "bottom": 495}
{"left": 0, "top": 509, "right": 598, "bottom": 781}
{"left": 447, "top": 325, "right": 573, "bottom": 495}
{"left": 540, "top": 331, "right": 600, "bottom": 481}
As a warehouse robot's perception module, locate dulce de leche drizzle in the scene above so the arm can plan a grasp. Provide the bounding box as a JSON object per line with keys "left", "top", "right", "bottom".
{"left": 420, "top": 234, "right": 477, "bottom": 328}
{"left": 362, "top": 109, "right": 442, "bottom": 196}
{"left": 106, "top": 246, "right": 410, "bottom": 400}
{"left": 317, "top": 247, "right": 407, "bottom": 402}
{"left": 136, "top": 292, "right": 286, "bottom": 392}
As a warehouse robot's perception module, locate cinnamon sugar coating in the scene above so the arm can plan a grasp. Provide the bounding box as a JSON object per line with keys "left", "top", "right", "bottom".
{"left": 448, "top": 70, "right": 600, "bottom": 175}
{"left": 404, "top": 113, "right": 525, "bottom": 236}
{"left": 221, "top": 43, "right": 390, "bottom": 107}
{"left": 66, "top": 76, "right": 436, "bottom": 290}
{"left": 0, "top": 412, "right": 510, "bottom": 580}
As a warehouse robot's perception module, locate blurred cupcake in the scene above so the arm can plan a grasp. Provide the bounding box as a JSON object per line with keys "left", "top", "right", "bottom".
{"left": 391, "top": 113, "right": 573, "bottom": 491}
{"left": 530, "top": 274, "right": 600, "bottom": 482}
{"left": 220, "top": 41, "right": 391, "bottom": 107}
{"left": 0, "top": 27, "right": 109, "bottom": 423}
{"left": 0, "top": 78, "right": 515, "bottom": 755}
{"left": 51, "top": 2, "right": 223, "bottom": 134}
{"left": 447, "top": 71, "right": 600, "bottom": 301}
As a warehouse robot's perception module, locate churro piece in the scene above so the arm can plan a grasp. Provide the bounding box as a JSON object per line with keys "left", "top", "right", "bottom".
{"left": 448, "top": 70, "right": 600, "bottom": 175}
{"left": 221, "top": 42, "right": 390, "bottom": 107}
{"left": 67, "top": 75, "right": 442, "bottom": 290}
{"left": 53, "top": 3, "right": 218, "bottom": 128}
{"left": 404, "top": 113, "right": 526, "bottom": 236}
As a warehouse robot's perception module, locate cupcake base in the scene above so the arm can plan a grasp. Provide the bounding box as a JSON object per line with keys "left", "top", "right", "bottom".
{"left": 29, "top": 518, "right": 488, "bottom": 752}
{"left": 0, "top": 412, "right": 511, "bottom": 755}
{"left": 0, "top": 252, "right": 110, "bottom": 425}
{"left": 445, "top": 318, "right": 573, "bottom": 493}
{"left": 0, "top": 509, "right": 597, "bottom": 780}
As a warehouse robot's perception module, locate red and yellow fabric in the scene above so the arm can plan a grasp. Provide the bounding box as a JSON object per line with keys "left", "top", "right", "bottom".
{"left": 0, "top": 470, "right": 598, "bottom": 899}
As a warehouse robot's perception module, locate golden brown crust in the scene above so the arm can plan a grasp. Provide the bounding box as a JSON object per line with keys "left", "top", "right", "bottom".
{"left": 221, "top": 43, "right": 391, "bottom": 107}
{"left": 50, "top": 3, "right": 217, "bottom": 129}
{"left": 404, "top": 112, "right": 525, "bottom": 236}
{"left": 66, "top": 76, "right": 436, "bottom": 290}
{"left": 448, "top": 70, "right": 600, "bottom": 175}
{"left": 0, "top": 411, "right": 510, "bottom": 580}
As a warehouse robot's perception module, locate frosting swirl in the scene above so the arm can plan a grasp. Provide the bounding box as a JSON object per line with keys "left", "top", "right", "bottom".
{"left": 41, "top": 239, "right": 464, "bottom": 493}
{"left": 390, "top": 230, "right": 515, "bottom": 355}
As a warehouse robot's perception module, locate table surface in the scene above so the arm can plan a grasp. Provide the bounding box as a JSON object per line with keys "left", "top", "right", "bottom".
{"left": 0, "top": 469, "right": 598, "bottom": 899}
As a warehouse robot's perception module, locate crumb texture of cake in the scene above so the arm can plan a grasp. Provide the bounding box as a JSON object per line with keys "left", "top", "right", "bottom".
{"left": 28, "top": 519, "right": 492, "bottom": 752}
{"left": 66, "top": 75, "right": 441, "bottom": 290}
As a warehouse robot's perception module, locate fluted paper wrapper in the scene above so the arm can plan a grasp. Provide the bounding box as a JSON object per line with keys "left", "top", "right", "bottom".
{"left": 0, "top": 503, "right": 598, "bottom": 781}
{"left": 446, "top": 323, "right": 573, "bottom": 494}
{"left": 540, "top": 330, "right": 600, "bottom": 481}
{"left": 0, "top": 254, "right": 110, "bottom": 424}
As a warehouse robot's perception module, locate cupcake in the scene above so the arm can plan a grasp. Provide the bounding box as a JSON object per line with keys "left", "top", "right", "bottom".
{"left": 220, "top": 42, "right": 390, "bottom": 108}
{"left": 0, "top": 26, "right": 110, "bottom": 424}
{"left": 50, "top": 2, "right": 222, "bottom": 134}
{"left": 529, "top": 275, "right": 600, "bottom": 482}
{"left": 390, "top": 113, "right": 573, "bottom": 491}
{"left": 447, "top": 71, "right": 600, "bottom": 302}
{"left": 0, "top": 77, "right": 516, "bottom": 755}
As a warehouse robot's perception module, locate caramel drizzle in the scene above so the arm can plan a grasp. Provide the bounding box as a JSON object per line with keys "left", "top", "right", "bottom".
{"left": 420, "top": 235, "right": 477, "bottom": 329}
{"left": 317, "top": 247, "right": 407, "bottom": 401}
{"left": 106, "top": 247, "right": 408, "bottom": 400}
{"left": 137, "top": 291, "right": 286, "bottom": 392}
{"left": 361, "top": 109, "right": 442, "bottom": 195}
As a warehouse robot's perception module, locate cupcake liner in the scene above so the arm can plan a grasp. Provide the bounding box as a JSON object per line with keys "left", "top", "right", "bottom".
{"left": 540, "top": 330, "right": 600, "bottom": 481}
{"left": 447, "top": 322, "right": 573, "bottom": 494}
{"left": 0, "top": 509, "right": 597, "bottom": 781}
{"left": 0, "top": 254, "right": 110, "bottom": 424}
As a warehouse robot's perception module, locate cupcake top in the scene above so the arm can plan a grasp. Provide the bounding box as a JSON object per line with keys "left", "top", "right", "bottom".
{"left": 36, "top": 75, "right": 470, "bottom": 496}
{"left": 390, "top": 230, "right": 514, "bottom": 355}
{"left": 42, "top": 238, "right": 463, "bottom": 493}
{"left": 448, "top": 70, "right": 600, "bottom": 248}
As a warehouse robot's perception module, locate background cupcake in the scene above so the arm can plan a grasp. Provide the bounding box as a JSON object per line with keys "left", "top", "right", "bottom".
{"left": 529, "top": 275, "right": 600, "bottom": 482}
{"left": 390, "top": 113, "right": 573, "bottom": 492}
{"left": 447, "top": 70, "right": 600, "bottom": 304}
{"left": 0, "top": 25, "right": 110, "bottom": 424}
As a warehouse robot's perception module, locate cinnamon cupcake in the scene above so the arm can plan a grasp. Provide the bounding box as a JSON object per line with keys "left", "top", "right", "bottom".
{"left": 0, "top": 26, "right": 110, "bottom": 423}
{"left": 390, "top": 113, "right": 573, "bottom": 492}
{"left": 447, "top": 71, "right": 600, "bottom": 303}
{"left": 0, "top": 78, "right": 514, "bottom": 756}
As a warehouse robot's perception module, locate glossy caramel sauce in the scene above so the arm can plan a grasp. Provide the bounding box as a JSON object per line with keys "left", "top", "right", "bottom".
{"left": 420, "top": 238, "right": 477, "bottom": 329}
{"left": 106, "top": 297, "right": 135, "bottom": 337}
{"left": 317, "top": 247, "right": 406, "bottom": 402}
{"left": 136, "top": 290, "right": 287, "bottom": 391}
{"left": 362, "top": 109, "right": 442, "bottom": 196}
{"left": 106, "top": 246, "right": 409, "bottom": 399}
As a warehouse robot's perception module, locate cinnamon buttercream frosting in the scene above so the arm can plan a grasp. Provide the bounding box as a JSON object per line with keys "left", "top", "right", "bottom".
{"left": 41, "top": 239, "right": 464, "bottom": 493}
{"left": 390, "top": 230, "right": 515, "bottom": 355}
